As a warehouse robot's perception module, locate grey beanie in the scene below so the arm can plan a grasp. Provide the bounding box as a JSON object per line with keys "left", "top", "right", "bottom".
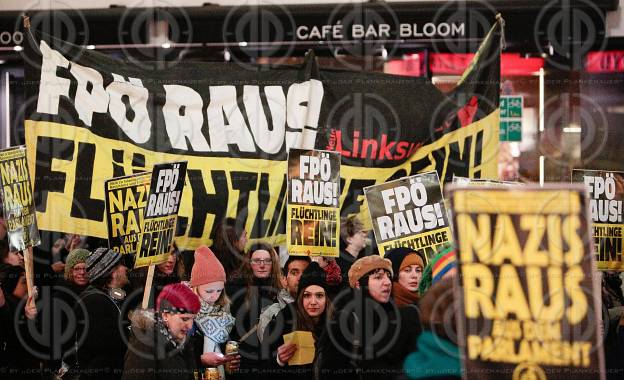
{"left": 86, "top": 247, "right": 122, "bottom": 282}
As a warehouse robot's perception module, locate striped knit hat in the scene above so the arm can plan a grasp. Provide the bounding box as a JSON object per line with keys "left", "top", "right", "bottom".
{"left": 432, "top": 248, "right": 457, "bottom": 284}
{"left": 418, "top": 246, "right": 456, "bottom": 295}
{"left": 86, "top": 247, "right": 122, "bottom": 282}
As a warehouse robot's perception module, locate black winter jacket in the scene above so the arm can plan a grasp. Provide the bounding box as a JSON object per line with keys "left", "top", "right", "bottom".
{"left": 314, "top": 290, "right": 421, "bottom": 380}
{"left": 122, "top": 309, "right": 197, "bottom": 380}
{"left": 74, "top": 286, "right": 128, "bottom": 380}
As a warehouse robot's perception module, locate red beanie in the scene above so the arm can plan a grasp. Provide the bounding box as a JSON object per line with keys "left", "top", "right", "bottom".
{"left": 190, "top": 246, "right": 226, "bottom": 287}
{"left": 156, "top": 283, "right": 200, "bottom": 314}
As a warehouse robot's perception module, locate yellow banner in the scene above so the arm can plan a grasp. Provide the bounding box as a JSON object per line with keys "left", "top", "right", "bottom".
{"left": 25, "top": 110, "right": 498, "bottom": 251}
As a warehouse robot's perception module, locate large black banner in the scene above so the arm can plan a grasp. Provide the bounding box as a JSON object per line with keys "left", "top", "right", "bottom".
{"left": 23, "top": 19, "right": 501, "bottom": 250}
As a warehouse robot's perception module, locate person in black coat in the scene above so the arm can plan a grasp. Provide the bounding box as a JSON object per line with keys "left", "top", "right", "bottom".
{"left": 314, "top": 255, "right": 421, "bottom": 380}
{"left": 264, "top": 262, "right": 333, "bottom": 380}
{"left": 122, "top": 283, "right": 201, "bottom": 380}
{"left": 74, "top": 247, "right": 130, "bottom": 380}
{"left": 47, "top": 248, "right": 91, "bottom": 375}
{"left": 226, "top": 242, "right": 283, "bottom": 379}
{"left": 336, "top": 216, "right": 368, "bottom": 287}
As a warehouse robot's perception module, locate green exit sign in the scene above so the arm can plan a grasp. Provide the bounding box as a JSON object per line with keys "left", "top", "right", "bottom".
{"left": 500, "top": 95, "right": 523, "bottom": 142}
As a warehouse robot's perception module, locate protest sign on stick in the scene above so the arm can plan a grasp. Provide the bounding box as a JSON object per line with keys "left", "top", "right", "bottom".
{"left": 449, "top": 184, "right": 605, "bottom": 380}
{"left": 135, "top": 162, "right": 187, "bottom": 308}
{"left": 365, "top": 171, "right": 452, "bottom": 261}
{"left": 104, "top": 172, "right": 151, "bottom": 255}
{"left": 573, "top": 169, "right": 624, "bottom": 271}
{"left": 0, "top": 146, "right": 40, "bottom": 297}
{"left": 287, "top": 149, "right": 340, "bottom": 257}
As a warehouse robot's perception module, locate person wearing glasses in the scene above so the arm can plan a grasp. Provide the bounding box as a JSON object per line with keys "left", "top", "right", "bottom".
{"left": 226, "top": 242, "right": 283, "bottom": 380}
{"left": 50, "top": 248, "right": 91, "bottom": 375}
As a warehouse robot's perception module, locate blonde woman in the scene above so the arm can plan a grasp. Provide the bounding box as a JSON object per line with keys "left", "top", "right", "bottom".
{"left": 189, "top": 246, "right": 239, "bottom": 378}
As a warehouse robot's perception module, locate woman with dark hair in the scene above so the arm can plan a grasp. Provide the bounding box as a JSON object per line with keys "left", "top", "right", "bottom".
{"left": 212, "top": 217, "right": 248, "bottom": 279}
{"left": 315, "top": 255, "right": 421, "bottom": 380}
{"left": 265, "top": 262, "right": 333, "bottom": 380}
{"left": 384, "top": 247, "right": 424, "bottom": 306}
{"left": 226, "top": 242, "right": 283, "bottom": 379}
{"left": 0, "top": 239, "right": 24, "bottom": 267}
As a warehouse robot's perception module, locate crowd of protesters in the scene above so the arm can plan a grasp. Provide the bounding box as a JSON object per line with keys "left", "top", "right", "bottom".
{"left": 0, "top": 214, "right": 623, "bottom": 380}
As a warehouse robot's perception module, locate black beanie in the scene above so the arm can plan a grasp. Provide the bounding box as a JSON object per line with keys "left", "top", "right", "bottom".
{"left": 297, "top": 262, "right": 327, "bottom": 298}
{"left": 0, "top": 264, "right": 25, "bottom": 295}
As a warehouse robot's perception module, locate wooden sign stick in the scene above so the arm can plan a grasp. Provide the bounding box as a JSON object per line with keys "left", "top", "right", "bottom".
{"left": 141, "top": 264, "right": 155, "bottom": 309}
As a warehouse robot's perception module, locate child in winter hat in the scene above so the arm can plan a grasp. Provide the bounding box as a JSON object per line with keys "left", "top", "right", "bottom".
{"left": 190, "top": 246, "right": 237, "bottom": 376}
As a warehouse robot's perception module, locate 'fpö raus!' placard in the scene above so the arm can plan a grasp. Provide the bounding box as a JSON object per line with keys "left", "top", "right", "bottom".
{"left": 449, "top": 185, "right": 605, "bottom": 380}
{"left": 104, "top": 172, "right": 151, "bottom": 255}
{"left": 287, "top": 149, "right": 340, "bottom": 257}
{"left": 573, "top": 169, "right": 624, "bottom": 271}
{"left": 135, "top": 162, "right": 187, "bottom": 268}
{"left": 0, "top": 145, "right": 40, "bottom": 251}
{"left": 365, "top": 171, "right": 452, "bottom": 260}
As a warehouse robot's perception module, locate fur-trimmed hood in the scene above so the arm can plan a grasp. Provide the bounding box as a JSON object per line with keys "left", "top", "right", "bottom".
{"left": 122, "top": 310, "right": 198, "bottom": 380}
{"left": 129, "top": 308, "right": 157, "bottom": 330}
{"left": 128, "top": 308, "right": 186, "bottom": 350}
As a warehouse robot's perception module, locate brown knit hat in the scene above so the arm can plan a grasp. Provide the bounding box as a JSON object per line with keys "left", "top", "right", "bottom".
{"left": 348, "top": 255, "right": 393, "bottom": 288}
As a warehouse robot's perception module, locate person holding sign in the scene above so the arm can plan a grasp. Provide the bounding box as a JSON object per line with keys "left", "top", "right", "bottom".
{"left": 129, "top": 243, "right": 182, "bottom": 310}
{"left": 265, "top": 262, "right": 333, "bottom": 380}
{"left": 0, "top": 240, "right": 24, "bottom": 267}
{"left": 0, "top": 264, "right": 39, "bottom": 379}
{"left": 316, "top": 255, "right": 421, "bottom": 380}
{"left": 385, "top": 247, "right": 424, "bottom": 306}
{"left": 189, "top": 246, "right": 239, "bottom": 379}
{"left": 122, "top": 283, "right": 201, "bottom": 380}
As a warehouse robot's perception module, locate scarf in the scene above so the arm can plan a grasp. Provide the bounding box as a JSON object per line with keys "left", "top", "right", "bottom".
{"left": 323, "top": 260, "right": 342, "bottom": 286}
{"left": 403, "top": 331, "right": 461, "bottom": 379}
{"left": 155, "top": 313, "right": 186, "bottom": 350}
{"left": 195, "top": 300, "right": 235, "bottom": 352}
{"left": 195, "top": 300, "right": 235, "bottom": 379}
{"left": 392, "top": 282, "right": 419, "bottom": 307}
